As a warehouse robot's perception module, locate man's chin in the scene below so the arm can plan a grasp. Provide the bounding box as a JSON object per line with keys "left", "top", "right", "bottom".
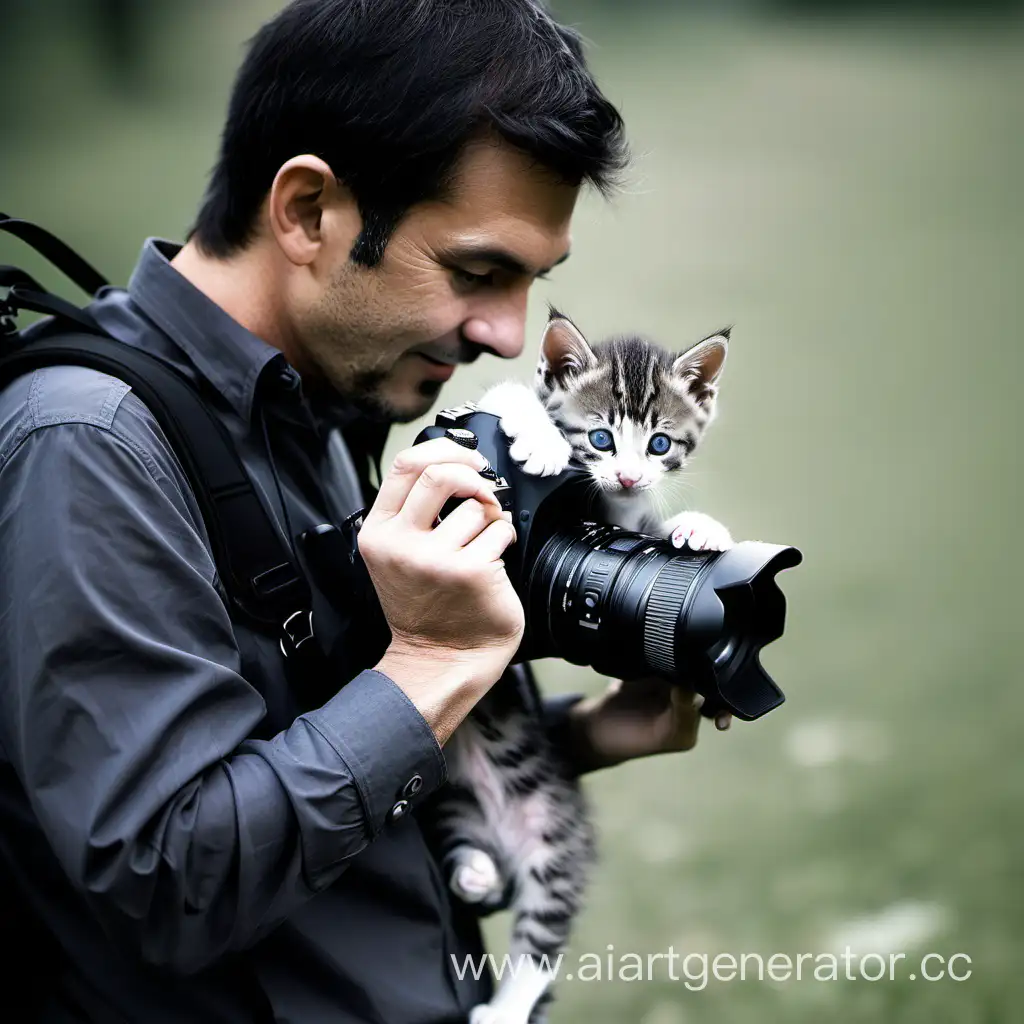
{"left": 355, "top": 380, "right": 446, "bottom": 425}
{"left": 314, "top": 366, "right": 448, "bottom": 426}
{"left": 390, "top": 379, "right": 446, "bottom": 423}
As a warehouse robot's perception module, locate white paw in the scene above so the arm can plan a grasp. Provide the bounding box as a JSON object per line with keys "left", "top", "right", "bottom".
{"left": 664, "top": 511, "right": 734, "bottom": 552}
{"left": 504, "top": 419, "right": 572, "bottom": 477}
{"left": 478, "top": 382, "right": 572, "bottom": 477}
{"left": 470, "top": 1004, "right": 526, "bottom": 1024}
{"left": 450, "top": 849, "right": 503, "bottom": 904}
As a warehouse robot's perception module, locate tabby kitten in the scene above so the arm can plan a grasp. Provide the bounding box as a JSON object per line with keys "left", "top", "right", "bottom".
{"left": 427, "top": 311, "right": 734, "bottom": 1024}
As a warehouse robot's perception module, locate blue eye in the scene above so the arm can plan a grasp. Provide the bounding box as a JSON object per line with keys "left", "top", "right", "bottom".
{"left": 648, "top": 433, "right": 672, "bottom": 456}
{"left": 589, "top": 429, "right": 615, "bottom": 452}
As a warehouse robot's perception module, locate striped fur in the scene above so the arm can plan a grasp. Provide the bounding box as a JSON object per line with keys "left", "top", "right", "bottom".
{"left": 426, "top": 313, "right": 731, "bottom": 1024}
{"left": 535, "top": 318, "right": 728, "bottom": 511}
{"left": 423, "top": 668, "right": 593, "bottom": 1024}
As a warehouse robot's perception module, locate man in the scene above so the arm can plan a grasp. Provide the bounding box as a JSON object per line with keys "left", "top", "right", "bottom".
{"left": 0, "top": 1, "right": 729, "bottom": 1021}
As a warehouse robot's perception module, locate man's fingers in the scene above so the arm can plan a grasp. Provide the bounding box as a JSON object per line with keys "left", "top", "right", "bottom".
{"left": 464, "top": 516, "right": 518, "bottom": 563}
{"left": 433, "top": 495, "right": 511, "bottom": 548}
{"left": 397, "top": 463, "right": 501, "bottom": 531}
{"left": 366, "top": 438, "right": 488, "bottom": 523}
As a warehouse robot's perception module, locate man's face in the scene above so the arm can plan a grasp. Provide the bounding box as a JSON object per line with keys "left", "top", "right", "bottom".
{"left": 287, "top": 139, "right": 578, "bottom": 422}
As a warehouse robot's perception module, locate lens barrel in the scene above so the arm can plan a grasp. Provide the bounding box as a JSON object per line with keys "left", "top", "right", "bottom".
{"left": 524, "top": 525, "right": 801, "bottom": 720}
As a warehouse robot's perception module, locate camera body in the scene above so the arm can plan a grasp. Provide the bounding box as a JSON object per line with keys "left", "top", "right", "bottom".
{"left": 417, "top": 402, "right": 596, "bottom": 587}
{"left": 415, "top": 404, "right": 803, "bottom": 721}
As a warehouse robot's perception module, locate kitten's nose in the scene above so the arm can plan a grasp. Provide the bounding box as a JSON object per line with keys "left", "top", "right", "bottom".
{"left": 617, "top": 471, "right": 640, "bottom": 489}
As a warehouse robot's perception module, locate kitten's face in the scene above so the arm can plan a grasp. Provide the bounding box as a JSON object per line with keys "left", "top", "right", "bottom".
{"left": 535, "top": 313, "right": 728, "bottom": 497}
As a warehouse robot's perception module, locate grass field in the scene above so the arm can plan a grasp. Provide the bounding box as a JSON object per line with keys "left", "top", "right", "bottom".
{"left": 3, "top": 6, "right": 1022, "bottom": 1022}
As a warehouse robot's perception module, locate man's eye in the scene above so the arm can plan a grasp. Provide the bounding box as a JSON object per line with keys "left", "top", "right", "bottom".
{"left": 453, "top": 268, "right": 495, "bottom": 288}
{"left": 589, "top": 429, "right": 615, "bottom": 452}
{"left": 648, "top": 433, "right": 672, "bottom": 456}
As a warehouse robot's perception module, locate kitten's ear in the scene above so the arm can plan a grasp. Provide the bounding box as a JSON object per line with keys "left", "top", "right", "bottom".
{"left": 540, "top": 310, "right": 596, "bottom": 384}
{"left": 672, "top": 329, "right": 729, "bottom": 407}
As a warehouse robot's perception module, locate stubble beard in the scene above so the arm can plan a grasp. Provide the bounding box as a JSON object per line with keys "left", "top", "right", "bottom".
{"left": 321, "top": 367, "right": 442, "bottom": 426}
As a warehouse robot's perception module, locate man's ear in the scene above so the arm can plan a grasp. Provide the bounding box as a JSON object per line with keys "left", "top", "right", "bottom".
{"left": 267, "top": 155, "right": 360, "bottom": 267}
{"left": 540, "top": 309, "right": 596, "bottom": 384}
{"left": 671, "top": 329, "right": 729, "bottom": 408}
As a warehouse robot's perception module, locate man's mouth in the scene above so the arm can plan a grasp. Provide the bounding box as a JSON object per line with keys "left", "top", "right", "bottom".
{"left": 415, "top": 353, "right": 457, "bottom": 381}
{"left": 417, "top": 352, "right": 456, "bottom": 366}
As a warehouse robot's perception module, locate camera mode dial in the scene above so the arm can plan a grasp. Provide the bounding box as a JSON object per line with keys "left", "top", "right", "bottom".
{"left": 444, "top": 428, "right": 479, "bottom": 451}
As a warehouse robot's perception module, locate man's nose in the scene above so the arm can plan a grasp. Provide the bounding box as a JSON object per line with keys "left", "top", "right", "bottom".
{"left": 461, "top": 297, "right": 528, "bottom": 360}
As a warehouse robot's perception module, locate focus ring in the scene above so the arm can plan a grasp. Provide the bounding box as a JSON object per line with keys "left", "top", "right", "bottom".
{"left": 643, "top": 557, "right": 704, "bottom": 674}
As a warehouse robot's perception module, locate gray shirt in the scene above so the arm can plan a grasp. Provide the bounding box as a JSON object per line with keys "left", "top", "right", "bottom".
{"left": 0, "top": 239, "right": 584, "bottom": 1023}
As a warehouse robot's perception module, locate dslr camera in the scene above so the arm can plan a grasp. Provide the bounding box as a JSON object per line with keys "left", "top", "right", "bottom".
{"left": 307, "top": 403, "right": 801, "bottom": 721}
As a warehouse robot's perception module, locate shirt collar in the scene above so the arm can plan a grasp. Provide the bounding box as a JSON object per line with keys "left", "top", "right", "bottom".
{"left": 127, "top": 238, "right": 283, "bottom": 423}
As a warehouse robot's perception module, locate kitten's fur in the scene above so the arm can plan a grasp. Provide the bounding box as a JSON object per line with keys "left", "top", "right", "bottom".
{"left": 426, "top": 312, "right": 733, "bottom": 1024}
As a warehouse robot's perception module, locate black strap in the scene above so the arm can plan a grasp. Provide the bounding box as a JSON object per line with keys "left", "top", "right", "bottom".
{"left": 0, "top": 213, "right": 109, "bottom": 297}
{"left": 0, "top": 314, "right": 310, "bottom": 632}
{"left": 0, "top": 279, "right": 100, "bottom": 335}
{"left": 0, "top": 216, "right": 312, "bottom": 633}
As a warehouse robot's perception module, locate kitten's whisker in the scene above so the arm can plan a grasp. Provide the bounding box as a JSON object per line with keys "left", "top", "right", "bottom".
{"left": 659, "top": 476, "right": 699, "bottom": 511}
{"left": 649, "top": 487, "right": 672, "bottom": 522}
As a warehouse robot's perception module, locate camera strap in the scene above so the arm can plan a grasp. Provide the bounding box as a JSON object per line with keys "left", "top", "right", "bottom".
{"left": 0, "top": 215, "right": 315, "bottom": 646}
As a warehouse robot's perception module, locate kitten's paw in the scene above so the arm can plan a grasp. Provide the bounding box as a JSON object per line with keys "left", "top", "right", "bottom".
{"left": 449, "top": 848, "right": 504, "bottom": 905}
{"left": 664, "top": 511, "right": 734, "bottom": 552}
{"left": 478, "top": 381, "right": 572, "bottom": 476}
{"left": 507, "top": 427, "right": 572, "bottom": 477}
{"left": 470, "top": 1004, "right": 530, "bottom": 1024}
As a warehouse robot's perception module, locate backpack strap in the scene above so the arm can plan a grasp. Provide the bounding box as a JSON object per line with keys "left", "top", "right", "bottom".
{"left": 0, "top": 305, "right": 311, "bottom": 637}
{"left": 0, "top": 267, "right": 101, "bottom": 338}
{"left": 0, "top": 213, "right": 109, "bottom": 297}
{"left": 0, "top": 215, "right": 316, "bottom": 643}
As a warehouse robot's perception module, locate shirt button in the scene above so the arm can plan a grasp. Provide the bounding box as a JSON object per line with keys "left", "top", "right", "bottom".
{"left": 278, "top": 366, "right": 302, "bottom": 393}
{"left": 402, "top": 774, "right": 424, "bottom": 798}
{"left": 388, "top": 799, "right": 410, "bottom": 822}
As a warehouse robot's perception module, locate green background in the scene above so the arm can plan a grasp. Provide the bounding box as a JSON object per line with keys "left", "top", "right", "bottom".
{"left": 2, "top": 3, "right": 1022, "bottom": 1021}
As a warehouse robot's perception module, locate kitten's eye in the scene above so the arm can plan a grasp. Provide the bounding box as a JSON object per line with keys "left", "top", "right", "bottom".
{"left": 588, "top": 428, "right": 615, "bottom": 452}
{"left": 648, "top": 433, "right": 672, "bottom": 456}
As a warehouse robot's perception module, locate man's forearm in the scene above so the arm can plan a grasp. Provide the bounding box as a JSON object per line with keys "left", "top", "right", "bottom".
{"left": 549, "top": 676, "right": 710, "bottom": 773}
{"left": 377, "top": 644, "right": 499, "bottom": 746}
{"left": 542, "top": 691, "right": 609, "bottom": 775}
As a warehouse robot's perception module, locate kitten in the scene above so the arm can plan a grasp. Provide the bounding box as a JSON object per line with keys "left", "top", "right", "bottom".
{"left": 426, "top": 311, "right": 733, "bottom": 1024}
{"left": 480, "top": 310, "right": 733, "bottom": 550}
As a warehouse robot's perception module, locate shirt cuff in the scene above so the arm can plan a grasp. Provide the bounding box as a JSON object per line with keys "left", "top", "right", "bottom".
{"left": 542, "top": 692, "right": 587, "bottom": 776}
{"left": 305, "top": 668, "right": 448, "bottom": 837}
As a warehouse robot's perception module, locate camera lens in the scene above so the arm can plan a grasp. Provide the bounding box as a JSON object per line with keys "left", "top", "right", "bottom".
{"left": 523, "top": 525, "right": 801, "bottom": 720}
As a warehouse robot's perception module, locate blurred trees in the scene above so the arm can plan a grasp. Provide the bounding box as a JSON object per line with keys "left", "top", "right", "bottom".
{"left": 0, "top": 0, "right": 187, "bottom": 91}
{"left": 1, "top": 0, "right": 1020, "bottom": 102}
{"left": 555, "top": 0, "right": 1022, "bottom": 15}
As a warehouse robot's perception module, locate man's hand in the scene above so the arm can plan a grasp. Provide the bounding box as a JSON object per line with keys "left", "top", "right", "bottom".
{"left": 565, "top": 676, "right": 733, "bottom": 772}
{"left": 360, "top": 437, "right": 525, "bottom": 743}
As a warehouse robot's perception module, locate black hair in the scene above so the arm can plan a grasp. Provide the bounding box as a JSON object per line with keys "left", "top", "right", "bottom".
{"left": 189, "top": 0, "right": 628, "bottom": 266}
